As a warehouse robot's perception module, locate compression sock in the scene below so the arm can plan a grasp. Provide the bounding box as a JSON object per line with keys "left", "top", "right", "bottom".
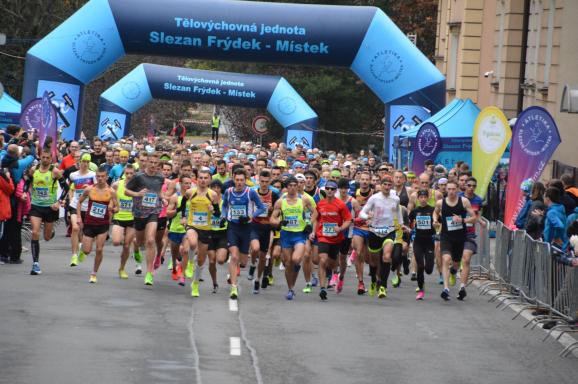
{"left": 369, "top": 265, "right": 377, "bottom": 283}
{"left": 31, "top": 240, "right": 39, "bottom": 263}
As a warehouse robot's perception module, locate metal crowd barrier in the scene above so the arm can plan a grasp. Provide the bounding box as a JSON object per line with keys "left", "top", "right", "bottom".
{"left": 469, "top": 220, "right": 578, "bottom": 357}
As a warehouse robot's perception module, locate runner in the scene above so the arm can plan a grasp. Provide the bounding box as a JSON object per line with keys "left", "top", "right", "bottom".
{"left": 433, "top": 180, "right": 476, "bottom": 301}
{"left": 29, "top": 150, "right": 65, "bottom": 275}
{"left": 111, "top": 163, "right": 136, "bottom": 278}
{"left": 68, "top": 153, "right": 96, "bottom": 267}
{"left": 336, "top": 178, "right": 355, "bottom": 293}
{"left": 221, "top": 169, "right": 266, "bottom": 299}
{"left": 77, "top": 166, "right": 118, "bottom": 283}
{"left": 208, "top": 179, "right": 228, "bottom": 293}
{"left": 166, "top": 176, "right": 193, "bottom": 286}
{"left": 249, "top": 170, "right": 279, "bottom": 294}
{"left": 270, "top": 176, "right": 317, "bottom": 300}
{"left": 359, "top": 175, "right": 405, "bottom": 299}
{"left": 408, "top": 189, "right": 436, "bottom": 300}
{"left": 351, "top": 171, "right": 373, "bottom": 295}
{"left": 181, "top": 169, "right": 220, "bottom": 297}
{"left": 314, "top": 180, "right": 351, "bottom": 301}
{"left": 458, "top": 176, "right": 483, "bottom": 300}
{"left": 124, "top": 152, "right": 167, "bottom": 286}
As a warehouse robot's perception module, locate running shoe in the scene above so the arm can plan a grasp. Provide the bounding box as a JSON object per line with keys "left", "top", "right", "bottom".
{"left": 30, "top": 262, "right": 42, "bottom": 275}
{"left": 311, "top": 274, "right": 319, "bottom": 287}
{"left": 230, "top": 286, "right": 238, "bottom": 300}
{"left": 167, "top": 258, "right": 173, "bottom": 271}
{"left": 133, "top": 250, "right": 142, "bottom": 263}
{"left": 329, "top": 273, "right": 338, "bottom": 288}
{"left": 378, "top": 286, "right": 387, "bottom": 299}
{"left": 416, "top": 290, "right": 425, "bottom": 300}
{"left": 89, "top": 274, "right": 97, "bottom": 284}
{"left": 302, "top": 283, "right": 312, "bottom": 294}
{"left": 357, "top": 281, "right": 366, "bottom": 295}
{"left": 319, "top": 288, "right": 328, "bottom": 301}
{"left": 178, "top": 276, "right": 185, "bottom": 286}
{"left": 227, "top": 274, "right": 232, "bottom": 285}
{"left": 392, "top": 274, "right": 401, "bottom": 288}
{"left": 253, "top": 280, "right": 260, "bottom": 294}
{"left": 449, "top": 272, "right": 456, "bottom": 287}
{"left": 144, "top": 272, "right": 154, "bottom": 286}
{"left": 261, "top": 275, "right": 269, "bottom": 289}
{"left": 286, "top": 289, "right": 295, "bottom": 301}
{"left": 119, "top": 269, "right": 129, "bottom": 279}
{"left": 438, "top": 274, "right": 443, "bottom": 285}
{"left": 185, "top": 261, "right": 194, "bottom": 279}
{"left": 78, "top": 250, "right": 86, "bottom": 263}
{"left": 191, "top": 281, "right": 200, "bottom": 297}
{"left": 336, "top": 278, "right": 344, "bottom": 294}
{"left": 268, "top": 275, "right": 275, "bottom": 286}
{"left": 410, "top": 272, "right": 417, "bottom": 281}
{"left": 153, "top": 254, "right": 162, "bottom": 270}
{"left": 212, "top": 284, "right": 218, "bottom": 294}
{"left": 441, "top": 288, "right": 450, "bottom": 301}
{"left": 247, "top": 265, "right": 256, "bottom": 280}
{"left": 135, "top": 264, "right": 142, "bottom": 275}
{"left": 279, "top": 263, "right": 285, "bottom": 271}
{"left": 70, "top": 254, "right": 78, "bottom": 267}
{"left": 368, "top": 282, "right": 377, "bottom": 297}
{"left": 171, "top": 268, "right": 179, "bottom": 281}
{"left": 457, "top": 287, "right": 467, "bottom": 301}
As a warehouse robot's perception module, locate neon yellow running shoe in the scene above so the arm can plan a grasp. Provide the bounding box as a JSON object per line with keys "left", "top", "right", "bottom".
{"left": 368, "top": 282, "right": 377, "bottom": 297}
{"left": 133, "top": 250, "right": 142, "bottom": 263}
{"left": 70, "top": 254, "right": 78, "bottom": 267}
{"left": 78, "top": 250, "right": 86, "bottom": 263}
{"left": 378, "top": 286, "right": 387, "bottom": 298}
{"left": 392, "top": 274, "right": 400, "bottom": 288}
{"left": 449, "top": 273, "right": 456, "bottom": 287}
{"left": 144, "top": 272, "right": 154, "bottom": 286}
{"left": 191, "top": 281, "right": 200, "bottom": 297}
{"left": 185, "top": 261, "right": 194, "bottom": 279}
{"left": 268, "top": 275, "right": 275, "bottom": 286}
{"left": 119, "top": 269, "right": 129, "bottom": 279}
{"left": 302, "top": 283, "right": 312, "bottom": 294}
{"left": 89, "top": 274, "right": 97, "bottom": 284}
{"left": 167, "top": 258, "right": 173, "bottom": 271}
{"left": 230, "top": 286, "right": 238, "bottom": 300}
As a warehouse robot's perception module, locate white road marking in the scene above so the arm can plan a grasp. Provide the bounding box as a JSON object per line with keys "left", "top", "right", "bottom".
{"left": 229, "top": 299, "right": 238, "bottom": 312}
{"left": 188, "top": 304, "right": 203, "bottom": 384}
{"left": 230, "top": 337, "right": 241, "bottom": 356}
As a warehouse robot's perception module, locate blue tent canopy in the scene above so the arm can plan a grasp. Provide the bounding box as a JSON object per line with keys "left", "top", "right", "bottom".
{"left": 0, "top": 92, "right": 21, "bottom": 129}
{"left": 399, "top": 98, "right": 480, "bottom": 138}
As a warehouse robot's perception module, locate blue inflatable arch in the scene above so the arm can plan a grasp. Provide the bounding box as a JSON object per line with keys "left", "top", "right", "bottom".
{"left": 22, "top": 0, "right": 444, "bottom": 144}
{"left": 97, "top": 64, "right": 317, "bottom": 145}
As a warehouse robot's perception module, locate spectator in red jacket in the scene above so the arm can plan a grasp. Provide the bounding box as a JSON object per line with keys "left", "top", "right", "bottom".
{"left": 170, "top": 121, "right": 186, "bottom": 144}
{"left": 0, "top": 168, "right": 15, "bottom": 264}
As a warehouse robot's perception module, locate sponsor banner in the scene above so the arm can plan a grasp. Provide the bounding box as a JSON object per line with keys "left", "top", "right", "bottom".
{"left": 411, "top": 122, "right": 441, "bottom": 176}
{"left": 20, "top": 92, "right": 58, "bottom": 159}
{"left": 97, "top": 111, "right": 127, "bottom": 141}
{"left": 504, "top": 107, "right": 561, "bottom": 228}
{"left": 36, "top": 80, "right": 80, "bottom": 141}
{"left": 472, "top": 106, "right": 512, "bottom": 198}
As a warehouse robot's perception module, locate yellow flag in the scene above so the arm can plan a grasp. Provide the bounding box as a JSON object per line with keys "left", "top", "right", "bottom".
{"left": 472, "top": 106, "right": 511, "bottom": 198}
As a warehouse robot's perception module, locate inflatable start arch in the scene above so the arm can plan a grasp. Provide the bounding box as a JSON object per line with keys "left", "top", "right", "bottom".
{"left": 22, "top": 0, "right": 444, "bottom": 144}
{"left": 98, "top": 64, "right": 317, "bottom": 145}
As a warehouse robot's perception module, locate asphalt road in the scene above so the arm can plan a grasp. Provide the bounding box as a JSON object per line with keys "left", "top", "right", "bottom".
{"left": 1, "top": 235, "right": 577, "bottom": 384}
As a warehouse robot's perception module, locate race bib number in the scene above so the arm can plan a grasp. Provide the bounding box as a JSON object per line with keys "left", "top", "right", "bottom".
{"left": 230, "top": 205, "right": 247, "bottom": 220}
{"left": 372, "top": 226, "right": 393, "bottom": 236}
{"left": 119, "top": 199, "right": 133, "bottom": 211}
{"left": 285, "top": 215, "right": 299, "bottom": 228}
{"left": 445, "top": 216, "right": 463, "bottom": 231}
{"left": 192, "top": 212, "right": 209, "bottom": 226}
{"left": 322, "top": 223, "right": 338, "bottom": 237}
{"left": 89, "top": 202, "right": 107, "bottom": 219}
{"left": 142, "top": 193, "right": 158, "bottom": 208}
{"left": 416, "top": 215, "right": 431, "bottom": 230}
{"left": 36, "top": 187, "right": 49, "bottom": 201}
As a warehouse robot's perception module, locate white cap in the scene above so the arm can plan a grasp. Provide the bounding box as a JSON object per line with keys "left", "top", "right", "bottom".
{"left": 295, "top": 173, "right": 306, "bottom": 182}
{"left": 344, "top": 161, "right": 352, "bottom": 167}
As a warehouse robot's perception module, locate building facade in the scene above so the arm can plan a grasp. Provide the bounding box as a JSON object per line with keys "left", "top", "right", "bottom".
{"left": 435, "top": 0, "right": 577, "bottom": 171}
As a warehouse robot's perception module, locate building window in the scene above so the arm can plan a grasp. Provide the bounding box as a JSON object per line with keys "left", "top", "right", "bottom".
{"left": 447, "top": 27, "right": 459, "bottom": 90}
{"left": 495, "top": 0, "right": 506, "bottom": 80}
{"left": 543, "top": 0, "right": 555, "bottom": 87}
{"left": 525, "top": 0, "right": 543, "bottom": 85}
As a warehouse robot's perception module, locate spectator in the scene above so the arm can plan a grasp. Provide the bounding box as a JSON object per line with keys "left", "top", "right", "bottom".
{"left": 549, "top": 179, "right": 576, "bottom": 216}
{"left": 0, "top": 168, "right": 14, "bottom": 264}
{"left": 525, "top": 181, "right": 546, "bottom": 240}
{"left": 541, "top": 187, "right": 568, "bottom": 250}
{"left": 560, "top": 174, "right": 578, "bottom": 206}
{"left": 515, "top": 179, "right": 534, "bottom": 230}
{"left": 170, "top": 121, "right": 186, "bottom": 144}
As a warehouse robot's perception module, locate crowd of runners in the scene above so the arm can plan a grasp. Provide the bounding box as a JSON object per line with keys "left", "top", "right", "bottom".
{"left": 0, "top": 129, "right": 508, "bottom": 302}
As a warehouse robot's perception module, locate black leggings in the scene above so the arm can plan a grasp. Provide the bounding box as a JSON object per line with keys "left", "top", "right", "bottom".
{"left": 413, "top": 238, "right": 435, "bottom": 290}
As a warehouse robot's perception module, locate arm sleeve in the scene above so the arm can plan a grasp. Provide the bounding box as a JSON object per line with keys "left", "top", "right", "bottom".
{"left": 359, "top": 196, "right": 373, "bottom": 220}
